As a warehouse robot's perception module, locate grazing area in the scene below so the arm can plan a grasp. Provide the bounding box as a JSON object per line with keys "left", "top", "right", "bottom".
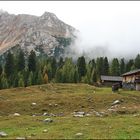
{"left": 0, "top": 83, "right": 140, "bottom": 139}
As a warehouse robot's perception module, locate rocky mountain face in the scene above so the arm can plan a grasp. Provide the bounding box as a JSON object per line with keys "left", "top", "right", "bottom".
{"left": 0, "top": 11, "right": 76, "bottom": 57}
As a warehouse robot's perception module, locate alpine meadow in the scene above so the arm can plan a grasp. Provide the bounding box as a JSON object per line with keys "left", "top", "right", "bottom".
{"left": 0, "top": 1, "right": 140, "bottom": 139}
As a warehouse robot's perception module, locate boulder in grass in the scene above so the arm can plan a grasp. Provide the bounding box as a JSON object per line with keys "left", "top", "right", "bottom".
{"left": 73, "top": 111, "right": 85, "bottom": 117}
{"left": 43, "top": 112, "right": 49, "bottom": 116}
{"left": 43, "top": 129, "right": 48, "bottom": 133}
{"left": 16, "top": 137, "right": 26, "bottom": 140}
{"left": 13, "top": 113, "right": 20, "bottom": 116}
{"left": 0, "top": 131, "right": 8, "bottom": 137}
{"left": 75, "top": 133, "right": 83, "bottom": 136}
{"left": 43, "top": 118, "right": 53, "bottom": 123}
{"left": 73, "top": 114, "right": 84, "bottom": 117}
{"left": 31, "top": 102, "right": 37, "bottom": 106}
{"left": 112, "top": 100, "right": 121, "bottom": 106}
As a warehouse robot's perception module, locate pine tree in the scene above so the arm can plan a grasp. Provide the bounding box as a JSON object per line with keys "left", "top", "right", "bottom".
{"left": 0, "top": 64, "right": 3, "bottom": 75}
{"left": 36, "top": 70, "right": 43, "bottom": 85}
{"left": 120, "top": 58, "right": 126, "bottom": 74}
{"left": 17, "top": 72, "right": 25, "bottom": 87}
{"left": 58, "top": 57, "right": 64, "bottom": 68}
{"left": 18, "top": 78, "right": 25, "bottom": 87}
{"left": 96, "top": 57, "right": 104, "bottom": 79}
{"left": 55, "top": 68, "right": 63, "bottom": 83}
{"left": 28, "top": 50, "right": 36, "bottom": 72}
{"left": 50, "top": 57, "right": 57, "bottom": 78}
{"left": 77, "top": 56, "right": 86, "bottom": 80}
{"left": 17, "top": 50, "right": 25, "bottom": 71}
{"left": 91, "top": 69, "right": 97, "bottom": 83}
{"left": 4, "top": 51, "right": 15, "bottom": 78}
{"left": 134, "top": 54, "right": 140, "bottom": 69}
{"left": 74, "top": 66, "right": 79, "bottom": 83}
{"left": 103, "top": 57, "right": 109, "bottom": 75}
{"left": 110, "top": 58, "right": 120, "bottom": 76}
{"left": 63, "top": 58, "right": 75, "bottom": 83}
{"left": 126, "top": 59, "right": 134, "bottom": 72}
{"left": 27, "top": 72, "right": 33, "bottom": 86}
{"left": 0, "top": 73, "right": 8, "bottom": 89}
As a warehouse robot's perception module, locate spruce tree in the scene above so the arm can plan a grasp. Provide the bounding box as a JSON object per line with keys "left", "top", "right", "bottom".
{"left": 28, "top": 50, "right": 36, "bottom": 72}
{"left": 17, "top": 50, "right": 25, "bottom": 71}
{"left": 27, "top": 72, "right": 33, "bottom": 86}
{"left": 134, "top": 54, "right": 140, "bottom": 69}
{"left": 103, "top": 57, "right": 109, "bottom": 75}
{"left": 0, "top": 73, "right": 8, "bottom": 89}
{"left": 120, "top": 58, "right": 126, "bottom": 74}
{"left": 36, "top": 70, "right": 43, "bottom": 85}
{"left": 18, "top": 78, "right": 25, "bottom": 87}
{"left": 110, "top": 58, "right": 120, "bottom": 76}
{"left": 96, "top": 57, "right": 104, "bottom": 79}
{"left": 126, "top": 59, "right": 134, "bottom": 72}
{"left": 77, "top": 56, "right": 86, "bottom": 80}
{"left": 55, "top": 68, "right": 63, "bottom": 83}
{"left": 50, "top": 57, "right": 57, "bottom": 78}
{"left": 0, "top": 64, "right": 3, "bottom": 75}
{"left": 91, "top": 69, "right": 97, "bottom": 83}
{"left": 4, "top": 51, "right": 15, "bottom": 78}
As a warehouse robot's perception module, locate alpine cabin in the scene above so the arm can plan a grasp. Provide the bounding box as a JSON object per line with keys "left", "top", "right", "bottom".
{"left": 122, "top": 69, "right": 140, "bottom": 91}
{"left": 100, "top": 75, "right": 122, "bottom": 87}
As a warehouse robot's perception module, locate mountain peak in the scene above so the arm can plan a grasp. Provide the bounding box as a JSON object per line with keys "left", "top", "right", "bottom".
{"left": 41, "top": 11, "right": 58, "bottom": 20}
{"left": 0, "top": 11, "right": 76, "bottom": 57}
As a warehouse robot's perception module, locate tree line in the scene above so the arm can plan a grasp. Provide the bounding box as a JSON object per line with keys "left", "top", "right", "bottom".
{"left": 0, "top": 49, "right": 140, "bottom": 89}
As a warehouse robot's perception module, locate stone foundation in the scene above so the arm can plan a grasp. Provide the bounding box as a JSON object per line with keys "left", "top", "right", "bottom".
{"left": 122, "top": 82, "right": 136, "bottom": 90}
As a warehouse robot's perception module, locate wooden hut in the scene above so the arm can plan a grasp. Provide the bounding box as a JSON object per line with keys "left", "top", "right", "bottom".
{"left": 100, "top": 75, "right": 122, "bottom": 87}
{"left": 122, "top": 69, "right": 140, "bottom": 91}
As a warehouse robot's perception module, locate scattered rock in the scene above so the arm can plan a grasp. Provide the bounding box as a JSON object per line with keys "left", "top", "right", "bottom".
{"left": 49, "top": 103, "right": 52, "bottom": 106}
{"left": 111, "top": 104, "right": 119, "bottom": 109}
{"left": 75, "top": 133, "right": 83, "bottom": 136}
{"left": 43, "top": 112, "right": 49, "bottom": 116}
{"left": 49, "top": 113, "right": 57, "bottom": 117}
{"left": 16, "top": 137, "right": 26, "bottom": 140}
{"left": 73, "top": 111, "right": 85, "bottom": 117}
{"left": 111, "top": 100, "right": 121, "bottom": 106}
{"left": 43, "top": 118, "right": 53, "bottom": 123}
{"left": 43, "top": 129, "right": 48, "bottom": 133}
{"left": 56, "top": 112, "right": 64, "bottom": 117}
{"left": 133, "top": 114, "right": 140, "bottom": 117}
{"left": 85, "top": 123, "right": 89, "bottom": 126}
{"left": 108, "top": 108, "right": 116, "bottom": 112}
{"left": 54, "top": 104, "right": 58, "bottom": 107}
{"left": 85, "top": 113, "right": 91, "bottom": 117}
{"left": 93, "top": 111, "right": 103, "bottom": 117}
{"left": 31, "top": 102, "right": 37, "bottom": 106}
{"left": 0, "top": 131, "right": 8, "bottom": 137}
{"left": 122, "top": 106, "right": 126, "bottom": 109}
{"left": 13, "top": 113, "right": 20, "bottom": 116}
{"left": 74, "top": 111, "right": 85, "bottom": 115}
{"left": 73, "top": 114, "right": 84, "bottom": 117}
{"left": 95, "top": 112, "right": 102, "bottom": 117}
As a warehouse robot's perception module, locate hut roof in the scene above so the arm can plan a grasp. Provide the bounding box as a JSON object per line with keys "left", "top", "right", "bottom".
{"left": 122, "top": 69, "right": 140, "bottom": 76}
{"left": 101, "top": 75, "right": 122, "bottom": 82}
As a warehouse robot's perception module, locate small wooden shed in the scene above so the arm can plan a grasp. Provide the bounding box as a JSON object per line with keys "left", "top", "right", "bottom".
{"left": 122, "top": 69, "right": 140, "bottom": 91}
{"left": 100, "top": 75, "right": 122, "bottom": 87}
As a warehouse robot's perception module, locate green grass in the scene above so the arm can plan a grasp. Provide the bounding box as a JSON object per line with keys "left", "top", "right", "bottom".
{"left": 0, "top": 83, "right": 140, "bottom": 139}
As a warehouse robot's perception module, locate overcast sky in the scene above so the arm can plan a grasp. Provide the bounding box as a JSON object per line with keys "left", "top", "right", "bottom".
{"left": 1, "top": 1, "right": 140, "bottom": 58}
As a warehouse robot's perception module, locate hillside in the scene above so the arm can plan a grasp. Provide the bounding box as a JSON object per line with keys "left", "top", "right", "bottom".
{"left": 0, "top": 11, "right": 76, "bottom": 56}
{"left": 0, "top": 84, "right": 140, "bottom": 139}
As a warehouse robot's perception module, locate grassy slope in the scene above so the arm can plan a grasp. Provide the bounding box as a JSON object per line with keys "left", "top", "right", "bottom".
{"left": 0, "top": 83, "right": 140, "bottom": 139}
